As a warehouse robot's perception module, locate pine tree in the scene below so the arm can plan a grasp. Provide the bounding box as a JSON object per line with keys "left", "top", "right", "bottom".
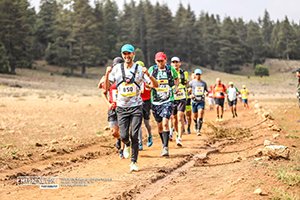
{"left": 246, "top": 21, "right": 265, "bottom": 66}
{"left": 34, "top": 0, "right": 59, "bottom": 58}
{"left": 276, "top": 17, "right": 298, "bottom": 59}
{"left": 234, "top": 18, "right": 249, "bottom": 63}
{"left": 94, "top": 0, "right": 106, "bottom": 64}
{"left": 72, "top": 0, "right": 99, "bottom": 75}
{"left": 102, "top": 0, "right": 119, "bottom": 58}
{"left": 260, "top": 10, "right": 273, "bottom": 57}
{"left": 195, "top": 13, "right": 220, "bottom": 69}
{"left": 218, "top": 17, "right": 243, "bottom": 73}
{"left": 0, "top": 0, "right": 35, "bottom": 73}
{"left": 0, "top": 42, "right": 10, "bottom": 73}
{"left": 173, "top": 4, "right": 197, "bottom": 64}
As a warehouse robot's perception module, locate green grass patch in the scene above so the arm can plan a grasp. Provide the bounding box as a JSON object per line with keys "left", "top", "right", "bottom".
{"left": 272, "top": 188, "right": 299, "bottom": 200}
{"left": 285, "top": 134, "right": 300, "bottom": 139}
{"left": 96, "top": 131, "right": 103, "bottom": 136}
{"left": 277, "top": 168, "right": 300, "bottom": 186}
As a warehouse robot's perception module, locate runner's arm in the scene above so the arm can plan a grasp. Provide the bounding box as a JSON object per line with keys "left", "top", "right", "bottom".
{"left": 143, "top": 67, "right": 158, "bottom": 88}
{"left": 101, "top": 90, "right": 110, "bottom": 106}
{"left": 103, "top": 66, "right": 113, "bottom": 91}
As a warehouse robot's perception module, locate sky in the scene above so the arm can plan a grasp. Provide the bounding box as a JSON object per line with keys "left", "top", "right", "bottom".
{"left": 29, "top": 0, "right": 300, "bottom": 23}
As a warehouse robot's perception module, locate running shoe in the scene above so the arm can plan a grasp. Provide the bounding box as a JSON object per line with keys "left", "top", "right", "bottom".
{"left": 169, "top": 128, "right": 174, "bottom": 141}
{"left": 161, "top": 147, "right": 169, "bottom": 156}
{"left": 196, "top": 130, "right": 201, "bottom": 136}
{"left": 147, "top": 135, "right": 153, "bottom": 147}
{"left": 194, "top": 123, "right": 198, "bottom": 132}
{"left": 130, "top": 162, "right": 139, "bottom": 172}
{"left": 115, "top": 139, "right": 121, "bottom": 150}
{"left": 123, "top": 144, "right": 130, "bottom": 159}
{"left": 235, "top": 113, "right": 238, "bottom": 117}
{"left": 169, "top": 133, "right": 173, "bottom": 141}
{"left": 138, "top": 142, "right": 143, "bottom": 151}
{"left": 119, "top": 149, "right": 124, "bottom": 159}
{"left": 187, "top": 126, "right": 191, "bottom": 134}
{"left": 176, "top": 138, "right": 182, "bottom": 147}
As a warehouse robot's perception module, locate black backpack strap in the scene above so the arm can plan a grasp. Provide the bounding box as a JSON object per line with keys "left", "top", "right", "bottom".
{"left": 117, "top": 63, "right": 141, "bottom": 89}
{"left": 121, "top": 63, "right": 126, "bottom": 82}
{"left": 152, "top": 65, "right": 158, "bottom": 79}
{"left": 179, "top": 68, "right": 185, "bottom": 85}
{"left": 133, "top": 64, "right": 140, "bottom": 89}
{"left": 166, "top": 65, "right": 174, "bottom": 87}
{"left": 117, "top": 63, "right": 126, "bottom": 88}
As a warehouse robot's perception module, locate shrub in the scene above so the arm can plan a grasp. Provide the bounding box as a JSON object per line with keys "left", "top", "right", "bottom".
{"left": 255, "top": 64, "right": 269, "bottom": 77}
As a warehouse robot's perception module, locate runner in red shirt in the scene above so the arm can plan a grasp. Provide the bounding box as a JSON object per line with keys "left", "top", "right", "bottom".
{"left": 136, "top": 61, "right": 153, "bottom": 150}
{"left": 99, "top": 57, "right": 124, "bottom": 158}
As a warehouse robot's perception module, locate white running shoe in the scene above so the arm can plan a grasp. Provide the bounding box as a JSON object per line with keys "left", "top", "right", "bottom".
{"left": 176, "top": 138, "right": 182, "bottom": 147}
{"left": 130, "top": 162, "right": 139, "bottom": 172}
{"left": 123, "top": 145, "right": 130, "bottom": 159}
{"left": 161, "top": 147, "right": 169, "bottom": 156}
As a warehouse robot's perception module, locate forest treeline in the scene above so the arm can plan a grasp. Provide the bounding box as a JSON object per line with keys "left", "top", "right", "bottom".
{"left": 1, "top": 0, "right": 300, "bottom": 75}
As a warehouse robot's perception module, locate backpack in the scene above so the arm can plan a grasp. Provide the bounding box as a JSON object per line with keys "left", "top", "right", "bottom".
{"left": 152, "top": 64, "right": 174, "bottom": 87}
{"left": 179, "top": 68, "right": 186, "bottom": 85}
{"left": 116, "top": 63, "right": 140, "bottom": 89}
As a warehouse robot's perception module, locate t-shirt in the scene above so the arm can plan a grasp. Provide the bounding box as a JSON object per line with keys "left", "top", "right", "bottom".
{"left": 109, "top": 63, "right": 151, "bottom": 108}
{"left": 189, "top": 79, "right": 208, "bottom": 102}
{"left": 148, "top": 65, "right": 178, "bottom": 105}
{"left": 226, "top": 87, "right": 239, "bottom": 101}
{"left": 240, "top": 88, "right": 249, "bottom": 99}
{"left": 173, "top": 69, "right": 189, "bottom": 101}
{"left": 108, "top": 82, "right": 118, "bottom": 109}
{"left": 213, "top": 84, "right": 227, "bottom": 99}
{"left": 141, "top": 82, "right": 151, "bottom": 101}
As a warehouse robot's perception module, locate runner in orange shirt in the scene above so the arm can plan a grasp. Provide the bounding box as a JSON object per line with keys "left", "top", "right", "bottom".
{"left": 213, "top": 78, "right": 227, "bottom": 121}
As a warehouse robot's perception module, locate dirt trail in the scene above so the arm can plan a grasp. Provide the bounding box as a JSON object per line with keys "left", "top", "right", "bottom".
{"left": 1, "top": 69, "right": 299, "bottom": 200}
{"left": 1, "top": 101, "right": 286, "bottom": 200}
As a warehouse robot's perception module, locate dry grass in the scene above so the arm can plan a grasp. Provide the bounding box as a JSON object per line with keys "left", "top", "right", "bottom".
{"left": 277, "top": 168, "right": 300, "bottom": 186}
{"left": 272, "top": 188, "right": 299, "bottom": 200}
{"left": 205, "top": 122, "right": 251, "bottom": 140}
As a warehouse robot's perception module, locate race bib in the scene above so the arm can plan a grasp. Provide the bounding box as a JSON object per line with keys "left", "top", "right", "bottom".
{"left": 216, "top": 92, "right": 224, "bottom": 97}
{"left": 119, "top": 82, "right": 137, "bottom": 97}
{"left": 154, "top": 79, "right": 171, "bottom": 101}
{"left": 112, "top": 89, "right": 118, "bottom": 102}
{"left": 174, "top": 88, "right": 186, "bottom": 100}
{"left": 195, "top": 86, "right": 204, "bottom": 96}
{"left": 156, "top": 80, "right": 170, "bottom": 93}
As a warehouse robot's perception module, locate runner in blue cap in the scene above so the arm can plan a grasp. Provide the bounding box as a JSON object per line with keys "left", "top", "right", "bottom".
{"left": 188, "top": 68, "right": 208, "bottom": 136}
{"left": 104, "top": 44, "right": 158, "bottom": 172}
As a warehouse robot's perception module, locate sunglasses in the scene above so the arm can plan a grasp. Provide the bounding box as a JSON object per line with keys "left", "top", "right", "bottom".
{"left": 122, "top": 52, "right": 132, "bottom": 55}
{"left": 171, "top": 61, "right": 179, "bottom": 63}
{"left": 156, "top": 60, "right": 164, "bottom": 63}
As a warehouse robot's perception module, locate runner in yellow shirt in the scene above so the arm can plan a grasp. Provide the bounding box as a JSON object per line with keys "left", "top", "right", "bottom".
{"left": 240, "top": 85, "right": 250, "bottom": 109}
{"left": 170, "top": 56, "right": 189, "bottom": 146}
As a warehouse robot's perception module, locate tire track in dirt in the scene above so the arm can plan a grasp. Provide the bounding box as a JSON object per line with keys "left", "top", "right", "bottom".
{"left": 131, "top": 148, "right": 218, "bottom": 200}
{"left": 113, "top": 111, "right": 270, "bottom": 200}
{"left": 0, "top": 136, "right": 118, "bottom": 184}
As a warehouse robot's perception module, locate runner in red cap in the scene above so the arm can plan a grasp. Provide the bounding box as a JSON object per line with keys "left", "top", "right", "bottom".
{"left": 148, "top": 52, "right": 179, "bottom": 156}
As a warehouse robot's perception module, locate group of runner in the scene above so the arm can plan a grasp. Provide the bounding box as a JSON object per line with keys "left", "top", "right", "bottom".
{"left": 99, "top": 44, "right": 250, "bottom": 172}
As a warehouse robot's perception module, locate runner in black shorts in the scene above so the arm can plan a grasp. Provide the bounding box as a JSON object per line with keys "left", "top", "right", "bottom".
{"left": 170, "top": 56, "right": 188, "bottom": 147}
{"left": 149, "top": 52, "right": 179, "bottom": 156}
